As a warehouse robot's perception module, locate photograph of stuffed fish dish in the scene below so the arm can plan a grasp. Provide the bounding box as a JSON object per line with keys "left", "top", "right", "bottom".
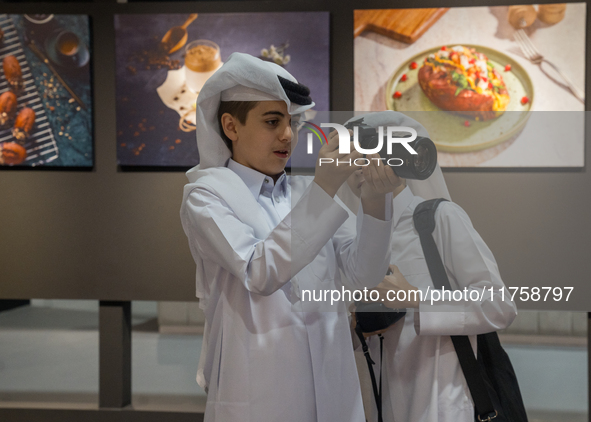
{"left": 418, "top": 45, "right": 510, "bottom": 120}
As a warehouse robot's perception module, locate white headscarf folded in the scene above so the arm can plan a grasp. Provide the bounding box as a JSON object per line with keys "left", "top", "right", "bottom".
{"left": 341, "top": 111, "right": 451, "bottom": 203}
{"left": 188, "top": 52, "right": 316, "bottom": 174}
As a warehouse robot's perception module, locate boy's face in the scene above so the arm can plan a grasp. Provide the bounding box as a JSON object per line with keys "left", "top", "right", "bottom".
{"left": 230, "top": 101, "right": 296, "bottom": 178}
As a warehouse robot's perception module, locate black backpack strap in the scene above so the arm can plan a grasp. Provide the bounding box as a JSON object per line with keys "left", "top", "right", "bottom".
{"left": 413, "top": 199, "right": 450, "bottom": 291}
{"left": 378, "top": 333, "right": 384, "bottom": 418}
{"left": 413, "top": 199, "right": 498, "bottom": 422}
{"left": 354, "top": 322, "right": 383, "bottom": 422}
{"left": 452, "top": 337, "right": 498, "bottom": 422}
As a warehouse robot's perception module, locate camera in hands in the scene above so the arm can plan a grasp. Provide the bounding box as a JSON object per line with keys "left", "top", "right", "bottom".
{"left": 344, "top": 117, "right": 438, "bottom": 180}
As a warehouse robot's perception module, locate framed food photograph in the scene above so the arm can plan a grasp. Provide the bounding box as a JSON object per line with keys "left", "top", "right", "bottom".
{"left": 354, "top": 4, "right": 585, "bottom": 168}
{"left": 115, "top": 12, "right": 329, "bottom": 167}
{"left": 0, "top": 14, "right": 93, "bottom": 167}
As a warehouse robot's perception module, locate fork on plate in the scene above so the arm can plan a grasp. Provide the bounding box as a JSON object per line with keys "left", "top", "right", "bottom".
{"left": 514, "top": 29, "right": 585, "bottom": 103}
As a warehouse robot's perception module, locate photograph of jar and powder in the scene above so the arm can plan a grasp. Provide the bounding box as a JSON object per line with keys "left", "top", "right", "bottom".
{"left": 0, "top": 14, "right": 92, "bottom": 167}
{"left": 354, "top": 3, "right": 585, "bottom": 168}
{"left": 114, "top": 12, "right": 329, "bottom": 167}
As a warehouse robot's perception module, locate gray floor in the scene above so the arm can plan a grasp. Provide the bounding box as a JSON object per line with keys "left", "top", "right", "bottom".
{"left": 0, "top": 300, "right": 587, "bottom": 420}
{"left": 0, "top": 300, "right": 206, "bottom": 412}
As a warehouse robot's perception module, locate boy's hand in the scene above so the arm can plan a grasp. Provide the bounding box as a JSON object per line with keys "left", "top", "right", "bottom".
{"left": 356, "top": 153, "right": 403, "bottom": 220}
{"left": 372, "top": 265, "right": 420, "bottom": 309}
{"left": 314, "top": 129, "right": 362, "bottom": 197}
{"left": 360, "top": 154, "right": 403, "bottom": 199}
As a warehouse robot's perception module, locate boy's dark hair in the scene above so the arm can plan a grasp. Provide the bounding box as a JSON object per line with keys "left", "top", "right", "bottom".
{"left": 217, "top": 101, "right": 260, "bottom": 152}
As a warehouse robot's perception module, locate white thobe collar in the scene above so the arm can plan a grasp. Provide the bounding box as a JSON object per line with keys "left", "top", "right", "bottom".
{"left": 392, "top": 186, "right": 415, "bottom": 228}
{"left": 227, "top": 158, "right": 287, "bottom": 200}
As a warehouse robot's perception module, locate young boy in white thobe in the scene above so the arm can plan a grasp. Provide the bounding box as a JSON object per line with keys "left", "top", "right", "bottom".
{"left": 345, "top": 111, "right": 517, "bottom": 422}
{"left": 180, "top": 54, "right": 401, "bottom": 422}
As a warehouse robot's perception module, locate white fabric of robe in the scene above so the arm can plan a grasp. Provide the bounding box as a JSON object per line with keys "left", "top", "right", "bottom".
{"left": 181, "top": 159, "right": 394, "bottom": 422}
{"left": 359, "top": 187, "right": 517, "bottom": 422}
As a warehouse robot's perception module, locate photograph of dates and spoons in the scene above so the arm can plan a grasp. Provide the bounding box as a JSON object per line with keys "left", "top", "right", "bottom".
{"left": 0, "top": 14, "right": 92, "bottom": 167}
{"left": 354, "top": 3, "right": 585, "bottom": 168}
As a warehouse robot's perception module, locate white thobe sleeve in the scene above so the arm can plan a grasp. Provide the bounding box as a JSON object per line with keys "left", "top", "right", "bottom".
{"left": 185, "top": 181, "right": 349, "bottom": 296}
{"left": 415, "top": 202, "right": 517, "bottom": 336}
{"left": 333, "top": 195, "right": 394, "bottom": 290}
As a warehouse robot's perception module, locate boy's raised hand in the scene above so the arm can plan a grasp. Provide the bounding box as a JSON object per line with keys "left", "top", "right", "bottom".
{"left": 313, "top": 129, "right": 362, "bottom": 197}
{"left": 354, "top": 153, "right": 402, "bottom": 220}
{"left": 373, "top": 265, "right": 420, "bottom": 309}
{"left": 360, "top": 154, "right": 404, "bottom": 199}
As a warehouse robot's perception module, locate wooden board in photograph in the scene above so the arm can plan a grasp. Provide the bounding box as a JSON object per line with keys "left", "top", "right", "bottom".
{"left": 354, "top": 8, "right": 448, "bottom": 43}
